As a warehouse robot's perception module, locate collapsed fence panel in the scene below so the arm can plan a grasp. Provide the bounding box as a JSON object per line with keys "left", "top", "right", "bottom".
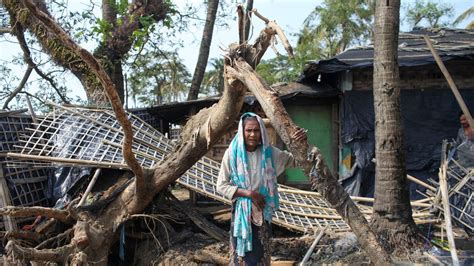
{"left": 0, "top": 112, "right": 52, "bottom": 231}
{"left": 5, "top": 105, "right": 438, "bottom": 233}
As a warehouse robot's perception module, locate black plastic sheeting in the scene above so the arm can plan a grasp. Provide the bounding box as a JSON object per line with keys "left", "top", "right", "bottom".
{"left": 340, "top": 89, "right": 474, "bottom": 198}
{"left": 301, "top": 55, "right": 474, "bottom": 84}
{"left": 50, "top": 166, "right": 92, "bottom": 205}
{"left": 48, "top": 116, "right": 95, "bottom": 204}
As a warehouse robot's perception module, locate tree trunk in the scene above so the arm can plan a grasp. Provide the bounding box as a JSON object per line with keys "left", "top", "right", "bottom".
{"left": 187, "top": 0, "right": 219, "bottom": 100}
{"left": 372, "top": 0, "right": 422, "bottom": 253}
{"left": 244, "top": 0, "right": 254, "bottom": 41}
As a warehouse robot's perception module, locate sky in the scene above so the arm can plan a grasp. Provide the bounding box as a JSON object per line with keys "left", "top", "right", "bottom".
{"left": 0, "top": 0, "right": 472, "bottom": 105}
{"left": 179, "top": 0, "right": 472, "bottom": 73}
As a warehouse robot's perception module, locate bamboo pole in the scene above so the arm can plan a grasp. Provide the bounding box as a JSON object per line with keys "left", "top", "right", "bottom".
{"left": 299, "top": 228, "right": 325, "bottom": 266}
{"left": 407, "top": 174, "right": 437, "bottom": 192}
{"left": 439, "top": 160, "right": 459, "bottom": 266}
{"left": 5, "top": 153, "right": 128, "bottom": 169}
{"left": 78, "top": 168, "right": 102, "bottom": 206}
{"left": 423, "top": 35, "right": 473, "bottom": 129}
{"left": 0, "top": 168, "right": 18, "bottom": 231}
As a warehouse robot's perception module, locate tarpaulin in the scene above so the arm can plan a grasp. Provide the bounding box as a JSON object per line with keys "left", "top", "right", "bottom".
{"left": 341, "top": 89, "right": 474, "bottom": 197}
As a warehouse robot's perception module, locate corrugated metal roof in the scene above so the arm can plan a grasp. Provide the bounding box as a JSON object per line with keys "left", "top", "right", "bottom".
{"left": 302, "top": 28, "right": 474, "bottom": 80}
{"left": 136, "top": 82, "right": 339, "bottom": 124}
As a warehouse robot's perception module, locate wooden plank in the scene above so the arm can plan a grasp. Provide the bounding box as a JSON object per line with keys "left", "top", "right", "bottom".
{"left": 0, "top": 167, "right": 18, "bottom": 231}
{"left": 423, "top": 35, "right": 474, "bottom": 129}
{"left": 168, "top": 193, "right": 229, "bottom": 242}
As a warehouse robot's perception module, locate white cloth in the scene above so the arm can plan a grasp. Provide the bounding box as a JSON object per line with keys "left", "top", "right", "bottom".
{"left": 217, "top": 146, "right": 295, "bottom": 201}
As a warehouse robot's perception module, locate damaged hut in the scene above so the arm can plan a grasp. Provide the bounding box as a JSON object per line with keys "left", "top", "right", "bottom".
{"left": 300, "top": 27, "right": 474, "bottom": 198}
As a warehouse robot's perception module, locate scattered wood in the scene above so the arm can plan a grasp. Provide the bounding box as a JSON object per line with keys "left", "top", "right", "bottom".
{"left": 168, "top": 193, "right": 229, "bottom": 242}
{"left": 299, "top": 228, "right": 325, "bottom": 266}
{"left": 438, "top": 141, "right": 460, "bottom": 266}
{"left": 0, "top": 230, "right": 41, "bottom": 241}
{"left": 0, "top": 206, "right": 72, "bottom": 224}
{"left": 193, "top": 249, "right": 229, "bottom": 265}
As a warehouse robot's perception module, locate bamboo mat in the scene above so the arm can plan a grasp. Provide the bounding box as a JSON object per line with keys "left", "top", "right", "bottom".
{"left": 6, "top": 105, "right": 438, "bottom": 233}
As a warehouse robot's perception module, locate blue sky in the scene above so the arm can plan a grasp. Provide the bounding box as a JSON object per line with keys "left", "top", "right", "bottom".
{"left": 181, "top": 0, "right": 472, "bottom": 71}
{"left": 0, "top": 0, "right": 472, "bottom": 105}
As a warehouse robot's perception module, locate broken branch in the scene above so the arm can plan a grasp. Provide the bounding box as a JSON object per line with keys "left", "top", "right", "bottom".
{"left": 0, "top": 206, "right": 73, "bottom": 224}
{"left": 21, "top": 0, "right": 144, "bottom": 195}
{"left": 168, "top": 193, "right": 229, "bottom": 242}
{"left": 14, "top": 23, "right": 70, "bottom": 104}
{"left": 251, "top": 8, "right": 269, "bottom": 24}
{"left": 250, "top": 9, "right": 293, "bottom": 58}
{"left": 2, "top": 65, "right": 33, "bottom": 110}
{"left": 6, "top": 240, "right": 75, "bottom": 263}
{"left": 0, "top": 27, "right": 12, "bottom": 34}
{"left": 0, "top": 230, "right": 41, "bottom": 241}
{"left": 237, "top": 4, "right": 245, "bottom": 44}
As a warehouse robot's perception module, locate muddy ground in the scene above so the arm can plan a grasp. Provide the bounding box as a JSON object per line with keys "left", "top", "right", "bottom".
{"left": 122, "top": 188, "right": 372, "bottom": 265}
{"left": 107, "top": 187, "right": 473, "bottom": 265}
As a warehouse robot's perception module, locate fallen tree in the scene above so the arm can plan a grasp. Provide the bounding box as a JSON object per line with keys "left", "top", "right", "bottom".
{"left": 1, "top": 2, "right": 392, "bottom": 265}
{"left": 1, "top": 2, "right": 294, "bottom": 264}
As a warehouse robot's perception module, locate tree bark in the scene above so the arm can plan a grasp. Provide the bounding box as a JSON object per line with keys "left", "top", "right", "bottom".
{"left": 187, "top": 0, "right": 219, "bottom": 101}
{"left": 228, "top": 60, "right": 391, "bottom": 265}
{"left": 372, "top": 0, "right": 422, "bottom": 253}
{"left": 244, "top": 0, "right": 254, "bottom": 41}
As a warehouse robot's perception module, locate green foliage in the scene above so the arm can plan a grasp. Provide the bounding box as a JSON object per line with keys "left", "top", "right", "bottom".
{"left": 454, "top": 6, "right": 474, "bottom": 29}
{"left": 257, "top": 0, "right": 372, "bottom": 85}
{"left": 127, "top": 50, "right": 190, "bottom": 107}
{"left": 201, "top": 58, "right": 224, "bottom": 96}
{"left": 256, "top": 56, "right": 300, "bottom": 85}
{"left": 404, "top": 0, "right": 454, "bottom": 29}
{"left": 303, "top": 0, "right": 374, "bottom": 59}
{"left": 92, "top": 19, "right": 114, "bottom": 41}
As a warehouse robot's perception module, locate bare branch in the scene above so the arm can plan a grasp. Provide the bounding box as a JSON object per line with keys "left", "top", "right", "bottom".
{"left": 2, "top": 65, "right": 33, "bottom": 110}
{"left": 237, "top": 4, "right": 245, "bottom": 44}
{"left": 0, "top": 230, "right": 41, "bottom": 241}
{"left": 0, "top": 206, "right": 73, "bottom": 224}
{"left": 250, "top": 9, "right": 293, "bottom": 58}
{"left": 36, "top": 228, "right": 73, "bottom": 249}
{"left": 268, "top": 21, "right": 294, "bottom": 58}
{"left": 251, "top": 8, "right": 269, "bottom": 24}
{"left": 0, "top": 27, "right": 12, "bottom": 34}
{"left": 6, "top": 240, "right": 74, "bottom": 263}
{"left": 21, "top": 0, "right": 144, "bottom": 193}
{"left": 13, "top": 22, "right": 71, "bottom": 104}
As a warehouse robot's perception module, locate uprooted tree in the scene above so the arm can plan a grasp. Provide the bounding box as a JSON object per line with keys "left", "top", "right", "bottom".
{"left": 0, "top": 1, "right": 394, "bottom": 265}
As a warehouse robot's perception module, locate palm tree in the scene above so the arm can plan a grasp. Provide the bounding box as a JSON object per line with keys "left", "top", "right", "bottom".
{"left": 201, "top": 58, "right": 224, "bottom": 96}
{"left": 372, "top": 0, "right": 422, "bottom": 252}
{"left": 129, "top": 50, "right": 190, "bottom": 107}
{"left": 187, "top": 0, "right": 219, "bottom": 101}
{"left": 304, "top": 0, "right": 373, "bottom": 58}
{"left": 454, "top": 6, "right": 474, "bottom": 29}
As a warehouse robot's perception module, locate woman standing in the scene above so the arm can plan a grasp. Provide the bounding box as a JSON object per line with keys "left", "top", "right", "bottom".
{"left": 217, "top": 112, "right": 306, "bottom": 265}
